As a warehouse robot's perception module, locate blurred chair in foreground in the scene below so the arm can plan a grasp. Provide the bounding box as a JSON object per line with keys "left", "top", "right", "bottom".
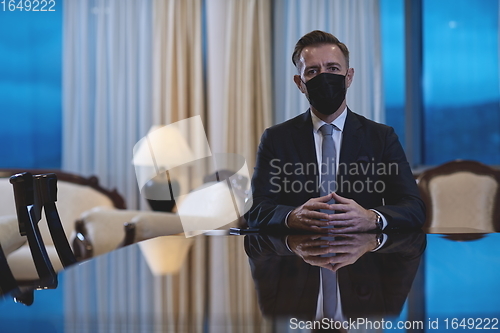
{"left": 73, "top": 208, "right": 182, "bottom": 260}
{"left": 0, "top": 168, "right": 126, "bottom": 280}
{"left": 0, "top": 215, "right": 25, "bottom": 295}
{"left": 0, "top": 215, "right": 26, "bottom": 260}
{"left": 10, "top": 172, "right": 77, "bottom": 283}
{"left": 417, "top": 160, "right": 500, "bottom": 235}
{"left": 0, "top": 212, "right": 58, "bottom": 306}
{"left": 75, "top": 170, "right": 248, "bottom": 259}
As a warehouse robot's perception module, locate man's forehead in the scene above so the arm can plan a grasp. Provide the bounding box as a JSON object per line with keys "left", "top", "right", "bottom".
{"left": 298, "top": 44, "right": 347, "bottom": 68}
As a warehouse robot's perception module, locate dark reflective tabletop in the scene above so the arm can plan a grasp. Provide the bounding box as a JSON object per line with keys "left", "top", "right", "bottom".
{"left": 0, "top": 232, "right": 499, "bottom": 333}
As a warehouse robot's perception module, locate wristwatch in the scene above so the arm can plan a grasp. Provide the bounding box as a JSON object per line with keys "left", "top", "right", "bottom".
{"left": 374, "top": 211, "right": 383, "bottom": 230}
{"left": 375, "top": 233, "right": 384, "bottom": 249}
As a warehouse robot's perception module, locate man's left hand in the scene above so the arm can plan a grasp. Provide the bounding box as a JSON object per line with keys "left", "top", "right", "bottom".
{"left": 326, "top": 192, "right": 378, "bottom": 232}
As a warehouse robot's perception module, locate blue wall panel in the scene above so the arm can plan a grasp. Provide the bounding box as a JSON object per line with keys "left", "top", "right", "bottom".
{"left": 0, "top": 3, "right": 63, "bottom": 168}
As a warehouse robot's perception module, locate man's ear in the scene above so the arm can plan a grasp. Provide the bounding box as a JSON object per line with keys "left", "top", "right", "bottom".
{"left": 346, "top": 68, "right": 355, "bottom": 88}
{"left": 293, "top": 75, "right": 307, "bottom": 94}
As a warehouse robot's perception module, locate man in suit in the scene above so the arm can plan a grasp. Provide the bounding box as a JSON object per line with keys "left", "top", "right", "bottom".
{"left": 246, "top": 30, "right": 425, "bottom": 232}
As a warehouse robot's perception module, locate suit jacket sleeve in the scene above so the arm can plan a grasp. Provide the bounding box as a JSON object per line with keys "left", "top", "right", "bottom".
{"left": 372, "top": 126, "right": 425, "bottom": 229}
{"left": 245, "top": 129, "right": 296, "bottom": 229}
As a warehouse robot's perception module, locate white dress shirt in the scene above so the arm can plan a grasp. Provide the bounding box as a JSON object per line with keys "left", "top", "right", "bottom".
{"left": 310, "top": 108, "right": 346, "bottom": 172}
{"left": 310, "top": 109, "right": 387, "bottom": 230}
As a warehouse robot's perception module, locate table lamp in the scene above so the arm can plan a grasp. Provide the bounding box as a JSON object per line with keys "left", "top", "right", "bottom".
{"left": 133, "top": 125, "right": 195, "bottom": 212}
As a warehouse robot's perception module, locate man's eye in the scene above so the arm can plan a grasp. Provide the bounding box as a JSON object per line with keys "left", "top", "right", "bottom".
{"left": 307, "top": 69, "right": 317, "bottom": 75}
{"left": 328, "top": 67, "right": 339, "bottom": 72}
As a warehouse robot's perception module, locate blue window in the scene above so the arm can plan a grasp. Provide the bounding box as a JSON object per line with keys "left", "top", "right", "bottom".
{"left": 423, "top": 0, "right": 500, "bottom": 165}
{"left": 381, "top": 0, "right": 406, "bottom": 149}
{"left": 381, "top": 0, "right": 500, "bottom": 166}
{"left": 0, "top": 6, "right": 63, "bottom": 168}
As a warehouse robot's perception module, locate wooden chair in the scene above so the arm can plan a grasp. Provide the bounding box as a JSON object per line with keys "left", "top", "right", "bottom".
{"left": 10, "top": 172, "right": 77, "bottom": 282}
{"left": 0, "top": 216, "right": 23, "bottom": 297}
{"left": 0, "top": 215, "right": 52, "bottom": 306}
{"left": 75, "top": 170, "right": 249, "bottom": 259}
{"left": 417, "top": 160, "right": 500, "bottom": 235}
{"left": 0, "top": 169, "right": 126, "bottom": 280}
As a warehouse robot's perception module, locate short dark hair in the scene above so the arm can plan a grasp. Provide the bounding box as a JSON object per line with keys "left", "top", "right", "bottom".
{"left": 292, "top": 30, "right": 350, "bottom": 69}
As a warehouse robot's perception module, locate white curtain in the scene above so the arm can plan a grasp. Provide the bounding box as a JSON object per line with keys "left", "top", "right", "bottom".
{"left": 62, "top": 0, "right": 382, "bottom": 207}
{"left": 62, "top": 0, "right": 153, "bottom": 209}
{"left": 205, "top": 0, "right": 273, "bottom": 172}
{"left": 152, "top": 0, "right": 205, "bottom": 125}
{"left": 151, "top": 0, "right": 206, "bottom": 196}
{"left": 273, "top": 0, "right": 384, "bottom": 124}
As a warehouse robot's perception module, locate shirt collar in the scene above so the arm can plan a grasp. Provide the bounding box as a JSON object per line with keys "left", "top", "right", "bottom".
{"left": 310, "top": 107, "right": 347, "bottom": 133}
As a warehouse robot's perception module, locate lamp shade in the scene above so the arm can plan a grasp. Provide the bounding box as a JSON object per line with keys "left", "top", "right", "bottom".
{"left": 133, "top": 117, "right": 213, "bottom": 202}
{"left": 132, "top": 125, "right": 195, "bottom": 169}
{"left": 139, "top": 235, "right": 194, "bottom": 275}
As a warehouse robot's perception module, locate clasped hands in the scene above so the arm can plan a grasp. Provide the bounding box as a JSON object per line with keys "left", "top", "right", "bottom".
{"left": 287, "top": 192, "right": 378, "bottom": 233}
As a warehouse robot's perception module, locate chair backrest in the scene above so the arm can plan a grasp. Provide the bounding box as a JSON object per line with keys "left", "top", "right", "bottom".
{"left": 0, "top": 215, "right": 24, "bottom": 297}
{"left": 76, "top": 207, "right": 142, "bottom": 258}
{"left": 10, "top": 172, "right": 77, "bottom": 280}
{"left": 417, "top": 160, "right": 500, "bottom": 233}
{"left": 0, "top": 244, "right": 18, "bottom": 298}
{"left": 0, "top": 169, "right": 126, "bottom": 246}
{"left": 0, "top": 215, "right": 26, "bottom": 256}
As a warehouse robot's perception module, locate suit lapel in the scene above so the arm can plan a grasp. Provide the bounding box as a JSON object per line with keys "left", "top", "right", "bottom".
{"left": 339, "top": 109, "right": 363, "bottom": 182}
{"left": 290, "top": 109, "right": 364, "bottom": 196}
{"left": 291, "top": 111, "right": 318, "bottom": 193}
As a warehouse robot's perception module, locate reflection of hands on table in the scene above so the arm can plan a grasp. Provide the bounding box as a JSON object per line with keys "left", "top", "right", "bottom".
{"left": 287, "top": 233, "right": 379, "bottom": 272}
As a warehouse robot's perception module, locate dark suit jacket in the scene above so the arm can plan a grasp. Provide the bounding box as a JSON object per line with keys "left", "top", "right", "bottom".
{"left": 244, "top": 232, "right": 426, "bottom": 320}
{"left": 246, "top": 109, "right": 425, "bottom": 230}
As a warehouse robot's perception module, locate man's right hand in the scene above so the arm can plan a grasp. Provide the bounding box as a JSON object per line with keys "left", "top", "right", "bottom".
{"left": 287, "top": 194, "right": 334, "bottom": 232}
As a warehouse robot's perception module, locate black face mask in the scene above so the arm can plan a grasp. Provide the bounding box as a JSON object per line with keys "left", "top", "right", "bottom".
{"left": 304, "top": 73, "right": 346, "bottom": 115}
